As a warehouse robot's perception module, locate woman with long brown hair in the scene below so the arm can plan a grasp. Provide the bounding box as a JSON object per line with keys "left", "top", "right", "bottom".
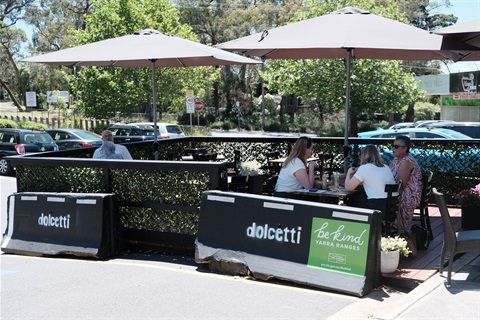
{"left": 274, "top": 136, "right": 318, "bottom": 197}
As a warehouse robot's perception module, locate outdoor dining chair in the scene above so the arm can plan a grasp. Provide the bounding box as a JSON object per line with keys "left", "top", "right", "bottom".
{"left": 415, "top": 171, "right": 434, "bottom": 240}
{"left": 384, "top": 182, "right": 402, "bottom": 237}
{"left": 433, "top": 188, "right": 480, "bottom": 286}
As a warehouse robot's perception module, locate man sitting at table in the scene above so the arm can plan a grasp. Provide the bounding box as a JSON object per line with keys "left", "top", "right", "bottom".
{"left": 344, "top": 144, "right": 395, "bottom": 215}
{"left": 274, "top": 136, "right": 318, "bottom": 199}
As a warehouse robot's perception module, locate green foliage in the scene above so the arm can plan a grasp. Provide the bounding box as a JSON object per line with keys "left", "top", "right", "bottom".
{"left": 18, "top": 121, "right": 49, "bottom": 130}
{"left": 413, "top": 101, "right": 439, "bottom": 121}
{"left": 442, "top": 97, "right": 480, "bottom": 107}
{"left": 0, "top": 119, "right": 19, "bottom": 128}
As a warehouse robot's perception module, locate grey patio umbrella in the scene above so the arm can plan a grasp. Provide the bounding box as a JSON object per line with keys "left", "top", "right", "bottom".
{"left": 22, "top": 29, "right": 260, "bottom": 159}
{"left": 216, "top": 7, "right": 477, "bottom": 170}
{"left": 433, "top": 18, "right": 480, "bottom": 61}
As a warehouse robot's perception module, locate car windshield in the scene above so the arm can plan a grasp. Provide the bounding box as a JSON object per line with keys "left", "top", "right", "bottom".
{"left": 166, "top": 125, "right": 183, "bottom": 134}
{"left": 23, "top": 132, "right": 55, "bottom": 144}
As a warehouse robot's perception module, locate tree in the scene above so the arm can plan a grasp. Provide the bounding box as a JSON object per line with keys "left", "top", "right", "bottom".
{"left": 1, "top": 0, "right": 36, "bottom": 111}
{"left": 174, "top": 0, "right": 305, "bottom": 116}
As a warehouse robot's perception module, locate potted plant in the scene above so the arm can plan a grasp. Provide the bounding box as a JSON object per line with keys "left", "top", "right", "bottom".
{"left": 240, "top": 160, "right": 261, "bottom": 176}
{"left": 455, "top": 183, "right": 480, "bottom": 230}
{"left": 380, "top": 236, "right": 412, "bottom": 273}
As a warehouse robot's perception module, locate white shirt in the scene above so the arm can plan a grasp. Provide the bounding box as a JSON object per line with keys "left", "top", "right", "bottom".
{"left": 353, "top": 163, "right": 395, "bottom": 199}
{"left": 275, "top": 157, "right": 306, "bottom": 193}
{"left": 93, "top": 144, "right": 132, "bottom": 160}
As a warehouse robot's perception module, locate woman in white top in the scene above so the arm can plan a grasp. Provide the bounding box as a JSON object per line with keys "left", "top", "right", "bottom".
{"left": 345, "top": 144, "right": 395, "bottom": 215}
{"left": 274, "top": 136, "right": 318, "bottom": 198}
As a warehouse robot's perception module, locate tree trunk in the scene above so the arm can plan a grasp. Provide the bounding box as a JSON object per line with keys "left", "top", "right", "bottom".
{"left": 0, "top": 79, "right": 23, "bottom": 111}
{"left": 405, "top": 102, "right": 415, "bottom": 122}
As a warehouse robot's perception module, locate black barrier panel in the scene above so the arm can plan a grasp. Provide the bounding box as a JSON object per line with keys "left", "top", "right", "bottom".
{"left": 196, "top": 191, "right": 382, "bottom": 297}
{"left": 1, "top": 192, "right": 122, "bottom": 259}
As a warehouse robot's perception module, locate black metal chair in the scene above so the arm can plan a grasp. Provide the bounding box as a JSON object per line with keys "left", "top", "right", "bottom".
{"left": 415, "top": 171, "right": 434, "bottom": 240}
{"left": 266, "top": 175, "right": 278, "bottom": 196}
{"left": 384, "top": 182, "right": 402, "bottom": 237}
{"left": 433, "top": 188, "right": 480, "bottom": 286}
{"left": 260, "top": 150, "right": 282, "bottom": 176}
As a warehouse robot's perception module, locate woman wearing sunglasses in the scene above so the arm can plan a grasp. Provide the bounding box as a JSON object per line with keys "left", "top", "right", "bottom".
{"left": 389, "top": 135, "right": 422, "bottom": 231}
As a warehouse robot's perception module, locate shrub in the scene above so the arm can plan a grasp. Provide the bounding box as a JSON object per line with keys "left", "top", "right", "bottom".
{"left": 18, "top": 121, "right": 49, "bottom": 130}
{"left": 0, "top": 119, "right": 18, "bottom": 128}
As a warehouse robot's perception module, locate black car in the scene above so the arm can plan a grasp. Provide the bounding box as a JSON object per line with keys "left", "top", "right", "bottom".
{"left": 428, "top": 122, "right": 480, "bottom": 138}
{"left": 107, "top": 124, "right": 161, "bottom": 143}
{"left": 0, "top": 128, "right": 59, "bottom": 176}
{"left": 47, "top": 128, "right": 103, "bottom": 150}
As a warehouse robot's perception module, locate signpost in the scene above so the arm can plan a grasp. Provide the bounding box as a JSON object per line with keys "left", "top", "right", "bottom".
{"left": 195, "top": 101, "right": 204, "bottom": 127}
{"left": 186, "top": 90, "right": 194, "bottom": 133}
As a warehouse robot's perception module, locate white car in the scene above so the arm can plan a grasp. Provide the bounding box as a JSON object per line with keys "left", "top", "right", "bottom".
{"left": 129, "top": 122, "right": 185, "bottom": 139}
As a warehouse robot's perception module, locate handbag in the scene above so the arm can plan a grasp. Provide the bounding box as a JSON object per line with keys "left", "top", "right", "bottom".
{"left": 411, "top": 224, "right": 430, "bottom": 251}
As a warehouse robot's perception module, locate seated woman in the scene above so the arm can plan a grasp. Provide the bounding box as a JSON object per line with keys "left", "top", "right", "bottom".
{"left": 274, "top": 136, "right": 318, "bottom": 199}
{"left": 344, "top": 144, "right": 396, "bottom": 215}
{"left": 389, "top": 135, "right": 422, "bottom": 231}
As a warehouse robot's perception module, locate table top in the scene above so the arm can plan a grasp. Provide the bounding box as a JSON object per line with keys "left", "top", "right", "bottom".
{"left": 268, "top": 157, "right": 319, "bottom": 164}
{"left": 295, "top": 186, "right": 357, "bottom": 199}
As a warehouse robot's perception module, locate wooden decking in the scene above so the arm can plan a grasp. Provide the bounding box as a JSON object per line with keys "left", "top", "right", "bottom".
{"left": 381, "top": 204, "right": 461, "bottom": 289}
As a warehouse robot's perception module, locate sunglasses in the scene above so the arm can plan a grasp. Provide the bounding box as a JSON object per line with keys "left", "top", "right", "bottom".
{"left": 393, "top": 144, "right": 405, "bottom": 149}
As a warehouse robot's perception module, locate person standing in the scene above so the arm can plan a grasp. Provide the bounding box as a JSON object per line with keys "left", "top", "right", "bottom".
{"left": 274, "top": 136, "right": 318, "bottom": 198}
{"left": 96, "top": 141, "right": 123, "bottom": 159}
{"left": 389, "top": 135, "right": 422, "bottom": 231}
{"left": 93, "top": 130, "right": 133, "bottom": 160}
{"left": 344, "top": 144, "right": 396, "bottom": 215}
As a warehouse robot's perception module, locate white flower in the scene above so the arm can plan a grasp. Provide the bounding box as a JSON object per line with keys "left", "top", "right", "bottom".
{"left": 240, "top": 161, "right": 261, "bottom": 173}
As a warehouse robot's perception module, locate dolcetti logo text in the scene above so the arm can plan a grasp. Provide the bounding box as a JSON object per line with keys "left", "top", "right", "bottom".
{"left": 38, "top": 213, "right": 70, "bottom": 229}
{"left": 246, "top": 222, "right": 302, "bottom": 244}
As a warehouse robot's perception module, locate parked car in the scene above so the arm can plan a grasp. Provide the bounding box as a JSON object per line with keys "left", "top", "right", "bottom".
{"left": 426, "top": 122, "right": 480, "bottom": 138}
{"left": 0, "top": 128, "right": 59, "bottom": 176}
{"left": 47, "top": 128, "right": 103, "bottom": 150}
{"left": 107, "top": 124, "right": 161, "bottom": 143}
{"left": 358, "top": 127, "right": 473, "bottom": 139}
{"left": 129, "top": 122, "right": 185, "bottom": 139}
{"left": 388, "top": 122, "right": 414, "bottom": 130}
{"left": 413, "top": 120, "right": 458, "bottom": 128}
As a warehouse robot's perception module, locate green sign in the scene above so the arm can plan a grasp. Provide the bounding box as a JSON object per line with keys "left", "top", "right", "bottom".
{"left": 307, "top": 217, "right": 370, "bottom": 276}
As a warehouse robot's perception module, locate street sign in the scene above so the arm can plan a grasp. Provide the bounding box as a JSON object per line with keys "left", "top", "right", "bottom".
{"left": 194, "top": 101, "right": 204, "bottom": 111}
{"left": 186, "top": 90, "right": 194, "bottom": 114}
{"left": 26, "top": 92, "right": 37, "bottom": 107}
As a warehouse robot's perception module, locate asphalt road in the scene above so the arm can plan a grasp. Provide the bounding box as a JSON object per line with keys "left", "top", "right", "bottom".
{"left": 0, "top": 176, "right": 358, "bottom": 319}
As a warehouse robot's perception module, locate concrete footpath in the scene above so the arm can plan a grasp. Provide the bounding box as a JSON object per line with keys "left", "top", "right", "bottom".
{"left": 328, "top": 251, "right": 480, "bottom": 319}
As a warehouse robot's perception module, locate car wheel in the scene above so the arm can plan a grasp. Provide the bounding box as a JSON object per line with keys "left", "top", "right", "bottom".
{"left": 0, "top": 158, "right": 14, "bottom": 176}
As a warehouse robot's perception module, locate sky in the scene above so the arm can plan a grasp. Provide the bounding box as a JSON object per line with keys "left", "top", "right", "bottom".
{"left": 436, "top": 0, "right": 480, "bottom": 73}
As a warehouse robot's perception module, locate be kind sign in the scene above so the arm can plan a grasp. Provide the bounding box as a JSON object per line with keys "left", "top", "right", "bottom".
{"left": 307, "top": 217, "right": 370, "bottom": 277}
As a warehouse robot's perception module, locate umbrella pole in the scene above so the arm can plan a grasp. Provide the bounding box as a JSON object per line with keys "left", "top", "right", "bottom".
{"left": 151, "top": 59, "right": 159, "bottom": 160}
{"left": 343, "top": 49, "right": 352, "bottom": 173}
{"left": 261, "top": 59, "right": 266, "bottom": 130}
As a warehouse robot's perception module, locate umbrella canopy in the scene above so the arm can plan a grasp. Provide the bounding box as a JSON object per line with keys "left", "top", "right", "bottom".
{"left": 216, "top": 7, "right": 477, "bottom": 170}
{"left": 433, "top": 19, "right": 480, "bottom": 61}
{"left": 23, "top": 29, "right": 259, "bottom": 159}
{"left": 23, "top": 29, "right": 259, "bottom": 67}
